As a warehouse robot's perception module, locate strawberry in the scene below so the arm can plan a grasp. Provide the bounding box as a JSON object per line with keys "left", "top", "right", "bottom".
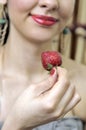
{"left": 41, "top": 51, "right": 62, "bottom": 72}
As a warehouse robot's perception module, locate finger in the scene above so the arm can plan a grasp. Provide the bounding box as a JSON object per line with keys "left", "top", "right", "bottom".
{"left": 64, "top": 92, "right": 81, "bottom": 114}
{"left": 55, "top": 84, "right": 75, "bottom": 113}
{"left": 34, "top": 68, "right": 58, "bottom": 95}
{"left": 47, "top": 67, "right": 70, "bottom": 103}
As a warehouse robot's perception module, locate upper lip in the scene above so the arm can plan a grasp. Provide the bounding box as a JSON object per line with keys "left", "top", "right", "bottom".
{"left": 30, "top": 14, "right": 59, "bottom": 22}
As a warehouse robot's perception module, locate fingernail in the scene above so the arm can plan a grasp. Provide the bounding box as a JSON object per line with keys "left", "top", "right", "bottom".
{"left": 50, "top": 68, "right": 55, "bottom": 75}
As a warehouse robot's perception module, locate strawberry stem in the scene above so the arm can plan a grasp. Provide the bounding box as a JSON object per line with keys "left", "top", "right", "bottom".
{"left": 47, "top": 63, "right": 53, "bottom": 71}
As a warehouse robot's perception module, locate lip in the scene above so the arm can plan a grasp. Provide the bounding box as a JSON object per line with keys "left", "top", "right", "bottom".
{"left": 31, "top": 14, "right": 59, "bottom": 26}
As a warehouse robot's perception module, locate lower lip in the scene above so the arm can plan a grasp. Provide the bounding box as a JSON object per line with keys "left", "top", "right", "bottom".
{"left": 31, "top": 15, "right": 58, "bottom": 26}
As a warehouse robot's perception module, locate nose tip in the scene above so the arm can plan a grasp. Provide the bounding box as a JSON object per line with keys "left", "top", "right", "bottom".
{"left": 39, "top": 0, "right": 59, "bottom": 11}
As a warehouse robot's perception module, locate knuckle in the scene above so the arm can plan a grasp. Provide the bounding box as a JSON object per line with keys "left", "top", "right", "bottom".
{"left": 44, "top": 101, "right": 55, "bottom": 113}
{"left": 75, "top": 93, "right": 81, "bottom": 102}
{"left": 63, "top": 77, "right": 70, "bottom": 87}
{"left": 55, "top": 108, "right": 64, "bottom": 118}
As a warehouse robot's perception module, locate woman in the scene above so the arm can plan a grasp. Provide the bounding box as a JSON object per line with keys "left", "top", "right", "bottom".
{"left": 0, "top": 0, "right": 81, "bottom": 130}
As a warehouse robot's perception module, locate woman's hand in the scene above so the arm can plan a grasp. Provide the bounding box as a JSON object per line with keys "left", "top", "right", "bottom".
{"left": 2, "top": 67, "right": 81, "bottom": 130}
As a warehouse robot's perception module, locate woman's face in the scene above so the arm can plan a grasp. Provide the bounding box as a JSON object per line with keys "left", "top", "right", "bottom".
{"left": 6, "top": 0, "right": 75, "bottom": 43}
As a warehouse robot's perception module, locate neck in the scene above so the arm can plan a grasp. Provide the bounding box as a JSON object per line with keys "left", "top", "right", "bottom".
{"left": 2, "top": 35, "right": 55, "bottom": 77}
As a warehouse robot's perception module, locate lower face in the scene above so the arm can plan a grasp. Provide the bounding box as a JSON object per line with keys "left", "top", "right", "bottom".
{"left": 7, "top": 0, "right": 75, "bottom": 43}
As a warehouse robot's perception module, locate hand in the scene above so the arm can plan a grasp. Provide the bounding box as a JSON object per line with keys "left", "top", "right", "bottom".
{"left": 2, "top": 67, "right": 81, "bottom": 130}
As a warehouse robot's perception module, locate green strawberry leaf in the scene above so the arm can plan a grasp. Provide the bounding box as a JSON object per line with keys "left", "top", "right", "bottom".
{"left": 47, "top": 63, "right": 53, "bottom": 71}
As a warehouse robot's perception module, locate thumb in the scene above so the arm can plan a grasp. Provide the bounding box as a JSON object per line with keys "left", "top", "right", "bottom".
{"left": 35, "top": 68, "right": 58, "bottom": 94}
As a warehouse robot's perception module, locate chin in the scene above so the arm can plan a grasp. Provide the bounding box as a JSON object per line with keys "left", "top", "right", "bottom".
{"left": 27, "top": 32, "right": 54, "bottom": 44}
{"left": 30, "top": 36, "right": 52, "bottom": 44}
{"left": 24, "top": 26, "right": 57, "bottom": 43}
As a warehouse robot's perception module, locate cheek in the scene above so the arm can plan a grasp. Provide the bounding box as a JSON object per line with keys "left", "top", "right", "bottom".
{"left": 8, "top": 0, "right": 38, "bottom": 12}
{"left": 59, "top": 0, "right": 75, "bottom": 20}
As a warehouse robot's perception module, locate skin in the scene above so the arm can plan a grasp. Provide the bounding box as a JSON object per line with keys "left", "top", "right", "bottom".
{"left": 7, "top": 0, "right": 75, "bottom": 43}
{"left": 62, "top": 56, "right": 86, "bottom": 121}
{"left": 0, "top": 0, "right": 83, "bottom": 130}
{"left": 2, "top": 0, "right": 75, "bottom": 77}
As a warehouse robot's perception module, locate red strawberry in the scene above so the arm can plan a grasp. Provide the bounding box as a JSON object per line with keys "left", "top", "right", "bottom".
{"left": 41, "top": 51, "right": 62, "bottom": 71}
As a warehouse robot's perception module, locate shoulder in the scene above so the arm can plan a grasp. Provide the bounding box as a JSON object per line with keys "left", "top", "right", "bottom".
{"left": 62, "top": 55, "right": 86, "bottom": 90}
{"left": 62, "top": 55, "right": 86, "bottom": 79}
{"left": 62, "top": 56, "right": 86, "bottom": 121}
{"left": 62, "top": 55, "right": 86, "bottom": 71}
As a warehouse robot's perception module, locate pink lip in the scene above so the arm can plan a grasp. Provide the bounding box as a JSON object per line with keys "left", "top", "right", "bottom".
{"left": 31, "top": 14, "right": 59, "bottom": 26}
